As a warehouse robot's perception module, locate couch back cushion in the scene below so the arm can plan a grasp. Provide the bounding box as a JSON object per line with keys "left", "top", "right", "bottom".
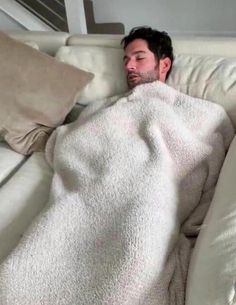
{"left": 56, "top": 45, "right": 236, "bottom": 128}
{"left": 56, "top": 45, "right": 128, "bottom": 104}
{"left": 8, "top": 31, "right": 69, "bottom": 55}
{"left": 0, "top": 32, "right": 94, "bottom": 155}
{"left": 167, "top": 54, "right": 236, "bottom": 129}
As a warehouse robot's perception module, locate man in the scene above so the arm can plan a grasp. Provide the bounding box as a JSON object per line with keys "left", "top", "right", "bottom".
{"left": 121, "top": 26, "right": 174, "bottom": 88}
{"left": 0, "top": 26, "right": 233, "bottom": 305}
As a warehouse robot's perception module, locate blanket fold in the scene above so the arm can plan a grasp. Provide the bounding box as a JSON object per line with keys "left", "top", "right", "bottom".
{"left": 0, "top": 81, "right": 234, "bottom": 305}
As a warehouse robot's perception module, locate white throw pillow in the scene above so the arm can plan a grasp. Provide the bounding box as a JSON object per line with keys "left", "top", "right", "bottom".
{"left": 56, "top": 46, "right": 128, "bottom": 104}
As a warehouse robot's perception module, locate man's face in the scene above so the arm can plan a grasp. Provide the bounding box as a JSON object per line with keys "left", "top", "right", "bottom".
{"left": 123, "top": 39, "right": 160, "bottom": 89}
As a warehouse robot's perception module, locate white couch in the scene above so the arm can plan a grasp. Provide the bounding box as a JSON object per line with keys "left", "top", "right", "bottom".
{"left": 1, "top": 31, "right": 236, "bottom": 305}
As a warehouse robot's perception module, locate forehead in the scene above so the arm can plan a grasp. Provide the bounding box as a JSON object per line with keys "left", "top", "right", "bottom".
{"left": 124, "top": 39, "right": 151, "bottom": 56}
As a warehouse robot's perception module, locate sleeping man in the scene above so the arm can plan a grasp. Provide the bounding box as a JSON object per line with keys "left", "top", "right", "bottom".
{"left": 122, "top": 26, "right": 173, "bottom": 88}
{"left": 0, "top": 27, "right": 234, "bottom": 305}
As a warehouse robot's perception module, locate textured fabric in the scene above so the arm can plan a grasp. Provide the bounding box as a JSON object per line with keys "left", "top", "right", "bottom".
{"left": 0, "top": 81, "right": 233, "bottom": 305}
{"left": 0, "top": 32, "right": 94, "bottom": 155}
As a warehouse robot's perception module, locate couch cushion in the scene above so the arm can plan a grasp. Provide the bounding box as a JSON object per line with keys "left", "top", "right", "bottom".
{"left": 0, "top": 152, "right": 53, "bottom": 262}
{"left": 0, "top": 142, "right": 25, "bottom": 184}
{"left": 167, "top": 54, "right": 236, "bottom": 129}
{"left": 56, "top": 45, "right": 236, "bottom": 128}
{"left": 186, "top": 135, "right": 236, "bottom": 305}
{"left": 0, "top": 32, "right": 94, "bottom": 155}
{"left": 7, "top": 31, "right": 69, "bottom": 55}
{"left": 56, "top": 45, "right": 128, "bottom": 104}
{"left": 67, "top": 34, "right": 236, "bottom": 58}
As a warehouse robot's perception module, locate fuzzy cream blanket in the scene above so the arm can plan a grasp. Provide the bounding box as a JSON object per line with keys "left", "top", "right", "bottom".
{"left": 0, "top": 81, "right": 234, "bottom": 305}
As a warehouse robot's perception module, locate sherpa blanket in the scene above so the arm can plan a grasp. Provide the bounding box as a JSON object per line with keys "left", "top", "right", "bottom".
{"left": 0, "top": 81, "right": 234, "bottom": 305}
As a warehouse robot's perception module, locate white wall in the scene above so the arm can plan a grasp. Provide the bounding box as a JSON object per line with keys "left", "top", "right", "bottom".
{"left": 0, "top": 11, "right": 25, "bottom": 30}
{"left": 92, "top": 0, "right": 236, "bottom": 36}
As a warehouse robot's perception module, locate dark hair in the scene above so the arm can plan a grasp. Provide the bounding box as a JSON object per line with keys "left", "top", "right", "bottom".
{"left": 121, "top": 26, "right": 174, "bottom": 78}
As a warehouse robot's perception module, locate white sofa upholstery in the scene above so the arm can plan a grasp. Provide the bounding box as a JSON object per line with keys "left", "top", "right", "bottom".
{"left": 186, "top": 136, "right": 236, "bottom": 305}
{"left": 1, "top": 31, "right": 236, "bottom": 305}
{"left": 8, "top": 30, "right": 70, "bottom": 55}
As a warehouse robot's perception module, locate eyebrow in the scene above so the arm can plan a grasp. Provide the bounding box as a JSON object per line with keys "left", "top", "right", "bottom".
{"left": 123, "top": 50, "right": 147, "bottom": 61}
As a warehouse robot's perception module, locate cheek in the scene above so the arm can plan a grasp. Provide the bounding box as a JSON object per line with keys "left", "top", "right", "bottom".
{"left": 141, "top": 57, "right": 158, "bottom": 70}
{"left": 138, "top": 62, "right": 157, "bottom": 73}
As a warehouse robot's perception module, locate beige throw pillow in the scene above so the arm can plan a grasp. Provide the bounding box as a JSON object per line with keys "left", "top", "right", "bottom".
{"left": 0, "top": 32, "right": 94, "bottom": 155}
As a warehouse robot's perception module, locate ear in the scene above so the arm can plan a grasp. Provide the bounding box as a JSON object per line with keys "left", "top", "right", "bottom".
{"left": 159, "top": 57, "right": 172, "bottom": 82}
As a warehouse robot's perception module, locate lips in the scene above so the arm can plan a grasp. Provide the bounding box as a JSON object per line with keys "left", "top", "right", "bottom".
{"left": 127, "top": 73, "right": 139, "bottom": 82}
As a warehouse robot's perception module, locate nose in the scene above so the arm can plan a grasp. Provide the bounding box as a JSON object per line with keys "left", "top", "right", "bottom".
{"left": 125, "top": 59, "right": 136, "bottom": 72}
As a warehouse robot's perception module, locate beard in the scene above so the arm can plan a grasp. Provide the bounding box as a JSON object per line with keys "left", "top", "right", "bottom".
{"left": 127, "top": 68, "right": 159, "bottom": 89}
